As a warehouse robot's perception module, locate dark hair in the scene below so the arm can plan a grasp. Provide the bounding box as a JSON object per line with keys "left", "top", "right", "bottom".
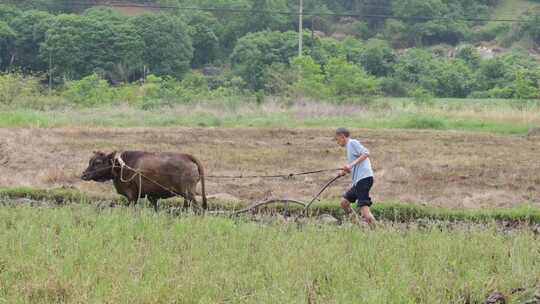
{"left": 335, "top": 127, "right": 350, "bottom": 137}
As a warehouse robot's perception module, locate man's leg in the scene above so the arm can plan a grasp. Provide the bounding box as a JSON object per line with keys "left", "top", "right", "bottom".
{"left": 360, "top": 206, "right": 377, "bottom": 227}
{"left": 340, "top": 198, "right": 353, "bottom": 214}
{"left": 342, "top": 187, "right": 364, "bottom": 224}
{"left": 342, "top": 186, "right": 356, "bottom": 215}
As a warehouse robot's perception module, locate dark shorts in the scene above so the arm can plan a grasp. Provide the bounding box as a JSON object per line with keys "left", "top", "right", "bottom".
{"left": 343, "top": 176, "right": 374, "bottom": 208}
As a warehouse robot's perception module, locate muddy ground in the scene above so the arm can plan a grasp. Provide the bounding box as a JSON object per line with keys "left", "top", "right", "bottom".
{"left": 0, "top": 127, "right": 538, "bottom": 208}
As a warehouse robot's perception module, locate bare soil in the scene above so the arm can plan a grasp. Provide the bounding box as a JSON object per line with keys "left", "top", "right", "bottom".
{"left": 0, "top": 127, "right": 538, "bottom": 208}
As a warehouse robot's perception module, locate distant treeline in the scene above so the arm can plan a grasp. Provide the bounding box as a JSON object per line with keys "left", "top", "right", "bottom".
{"left": 1, "top": 0, "right": 540, "bottom": 99}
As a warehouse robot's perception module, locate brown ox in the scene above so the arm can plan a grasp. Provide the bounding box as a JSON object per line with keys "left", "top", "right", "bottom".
{"left": 81, "top": 151, "right": 207, "bottom": 211}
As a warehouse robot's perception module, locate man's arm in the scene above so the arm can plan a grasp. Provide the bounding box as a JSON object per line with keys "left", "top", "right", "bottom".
{"left": 343, "top": 153, "right": 369, "bottom": 172}
{"left": 342, "top": 141, "right": 370, "bottom": 174}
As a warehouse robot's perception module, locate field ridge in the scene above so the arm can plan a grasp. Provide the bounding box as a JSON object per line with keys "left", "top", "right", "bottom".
{"left": 2, "top": 187, "right": 540, "bottom": 224}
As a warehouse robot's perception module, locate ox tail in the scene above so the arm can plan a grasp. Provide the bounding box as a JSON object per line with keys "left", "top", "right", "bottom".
{"left": 186, "top": 154, "right": 207, "bottom": 210}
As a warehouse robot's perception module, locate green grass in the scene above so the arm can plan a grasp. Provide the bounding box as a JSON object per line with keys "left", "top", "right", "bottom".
{"left": 0, "top": 109, "right": 531, "bottom": 135}
{"left": 1, "top": 98, "right": 538, "bottom": 135}
{"left": 0, "top": 205, "right": 538, "bottom": 303}
{"left": 2, "top": 187, "right": 539, "bottom": 224}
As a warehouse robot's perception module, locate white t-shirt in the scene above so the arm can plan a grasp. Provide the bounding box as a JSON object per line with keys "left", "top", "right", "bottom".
{"left": 346, "top": 139, "right": 373, "bottom": 184}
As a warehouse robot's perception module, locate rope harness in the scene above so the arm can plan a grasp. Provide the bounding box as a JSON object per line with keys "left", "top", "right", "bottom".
{"left": 84, "top": 152, "right": 344, "bottom": 214}
{"left": 83, "top": 158, "right": 341, "bottom": 181}
{"left": 205, "top": 169, "right": 341, "bottom": 179}
{"left": 111, "top": 153, "right": 205, "bottom": 210}
{"left": 114, "top": 153, "right": 142, "bottom": 205}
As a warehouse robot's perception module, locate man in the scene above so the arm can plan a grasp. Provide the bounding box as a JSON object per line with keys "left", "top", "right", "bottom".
{"left": 335, "top": 127, "right": 377, "bottom": 227}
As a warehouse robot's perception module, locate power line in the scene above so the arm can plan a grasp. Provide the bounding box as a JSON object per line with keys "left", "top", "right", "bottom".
{"left": 70, "top": 2, "right": 526, "bottom": 23}
{"left": 62, "top": 1, "right": 396, "bottom": 12}
{"left": 21, "top": 1, "right": 534, "bottom": 23}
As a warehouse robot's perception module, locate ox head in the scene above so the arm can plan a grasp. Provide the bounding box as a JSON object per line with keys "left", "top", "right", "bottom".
{"left": 81, "top": 151, "right": 116, "bottom": 182}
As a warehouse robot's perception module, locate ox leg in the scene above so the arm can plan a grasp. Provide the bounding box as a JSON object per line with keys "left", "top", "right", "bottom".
{"left": 123, "top": 188, "right": 140, "bottom": 209}
{"left": 123, "top": 195, "right": 136, "bottom": 208}
{"left": 148, "top": 197, "right": 159, "bottom": 212}
{"left": 183, "top": 197, "right": 189, "bottom": 209}
{"left": 186, "top": 191, "right": 201, "bottom": 214}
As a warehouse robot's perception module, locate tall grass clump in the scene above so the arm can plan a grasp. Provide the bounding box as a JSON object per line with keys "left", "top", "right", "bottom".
{"left": 0, "top": 73, "right": 55, "bottom": 109}
{"left": 63, "top": 74, "right": 116, "bottom": 106}
{"left": 404, "top": 116, "right": 447, "bottom": 130}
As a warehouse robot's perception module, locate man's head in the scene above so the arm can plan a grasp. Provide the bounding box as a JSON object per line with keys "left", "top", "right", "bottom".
{"left": 335, "top": 127, "right": 350, "bottom": 147}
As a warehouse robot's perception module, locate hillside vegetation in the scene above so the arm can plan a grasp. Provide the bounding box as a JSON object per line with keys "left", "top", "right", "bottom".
{"left": 1, "top": 0, "right": 540, "bottom": 101}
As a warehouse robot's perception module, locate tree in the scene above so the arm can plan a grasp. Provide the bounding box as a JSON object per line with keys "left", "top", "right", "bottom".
{"left": 186, "top": 12, "right": 222, "bottom": 67}
{"left": 309, "top": 37, "right": 347, "bottom": 67}
{"left": 186, "top": 0, "right": 251, "bottom": 52}
{"left": 356, "top": 39, "right": 396, "bottom": 77}
{"left": 514, "top": 69, "right": 538, "bottom": 99}
{"left": 383, "top": 19, "right": 409, "bottom": 48}
{"left": 520, "top": 11, "right": 540, "bottom": 46}
{"left": 393, "top": 0, "right": 447, "bottom": 20}
{"left": 395, "top": 48, "right": 475, "bottom": 97}
{"left": 394, "top": 48, "right": 436, "bottom": 83}
{"left": 325, "top": 57, "right": 381, "bottom": 97}
{"left": 2, "top": 0, "right": 72, "bottom": 12}
{"left": 9, "top": 10, "right": 53, "bottom": 72}
{"left": 246, "top": 0, "right": 289, "bottom": 33}
{"left": 288, "top": 55, "right": 329, "bottom": 98}
{"left": 476, "top": 58, "right": 509, "bottom": 91}
{"left": 83, "top": 8, "right": 144, "bottom": 82}
{"left": 0, "top": 21, "right": 16, "bottom": 71}
{"left": 130, "top": 13, "right": 193, "bottom": 79}
{"left": 0, "top": 5, "right": 21, "bottom": 70}
{"left": 41, "top": 14, "right": 94, "bottom": 79}
{"left": 420, "top": 59, "right": 474, "bottom": 97}
{"left": 231, "top": 31, "right": 301, "bottom": 90}
{"left": 300, "top": 3, "right": 333, "bottom": 35}
{"left": 342, "top": 37, "right": 364, "bottom": 63}
{"left": 456, "top": 45, "right": 481, "bottom": 69}
{"left": 263, "top": 62, "right": 296, "bottom": 95}
{"left": 474, "top": 52, "right": 538, "bottom": 92}
{"left": 392, "top": 0, "right": 468, "bottom": 46}
{"left": 83, "top": 6, "right": 125, "bottom": 23}
{"left": 0, "top": 4, "right": 22, "bottom": 24}
{"left": 42, "top": 11, "right": 145, "bottom": 81}
{"left": 411, "top": 19, "right": 469, "bottom": 45}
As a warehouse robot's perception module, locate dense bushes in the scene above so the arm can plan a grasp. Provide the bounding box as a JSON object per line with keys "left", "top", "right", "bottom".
{"left": 0, "top": 73, "right": 41, "bottom": 105}
{"left": 473, "top": 53, "right": 540, "bottom": 99}
{"left": 63, "top": 74, "right": 115, "bottom": 105}
{"left": 52, "top": 72, "right": 246, "bottom": 109}
{"left": 267, "top": 55, "right": 381, "bottom": 100}
{"left": 325, "top": 57, "right": 381, "bottom": 97}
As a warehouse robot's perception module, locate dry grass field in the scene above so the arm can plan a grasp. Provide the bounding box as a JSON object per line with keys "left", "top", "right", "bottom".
{"left": 1, "top": 127, "right": 538, "bottom": 209}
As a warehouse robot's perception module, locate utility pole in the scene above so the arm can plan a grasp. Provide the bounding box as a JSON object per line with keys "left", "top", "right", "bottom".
{"left": 311, "top": 15, "right": 315, "bottom": 42}
{"left": 298, "top": 0, "right": 303, "bottom": 57}
{"left": 49, "top": 52, "right": 52, "bottom": 95}
{"left": 47, "top": 31, "right": 52, "bottom": 95}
